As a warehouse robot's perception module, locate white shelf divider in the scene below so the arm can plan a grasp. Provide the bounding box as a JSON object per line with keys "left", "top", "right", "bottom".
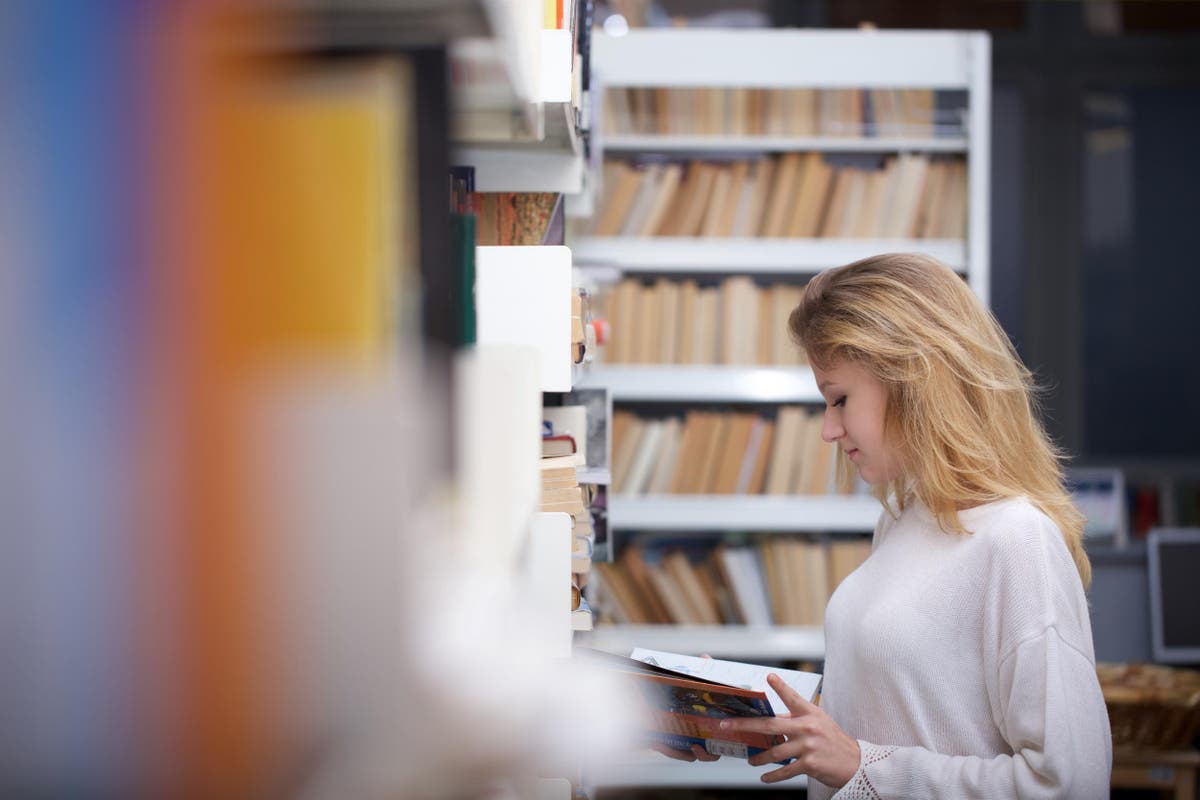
{"left": 608, "top": 495, "right": 880, "bottom": 532}
{"left": 585, "top": 752, "right": 808, "bottom": 790}
{"left": 476, "top": 245, "right": 573, "bottom": 391}
{"left": 576, "top": 365, "right": 820, "bottom": 403}
{"left": 528, "top": 512, "right": 573, "bottom": 659}
{"left": 455, "top": 143, "right": 583, "bottom": 193}
{"left": 579, "top": 624, "right": 825, "bottom": 661}
{"left": 571, "top": 237, "right": 966, "bottom": 273}
{"left": 603, "top": 134, "right": 967, "bottom": 154}
{"left": 594, "top": 29, "right": 979, "bottom": 89}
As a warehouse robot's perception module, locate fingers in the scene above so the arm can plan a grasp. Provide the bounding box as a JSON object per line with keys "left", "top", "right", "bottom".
{"left": 746, "top": 741, "right": 795, "bottom": 768}
{"left": 718, "top": 717, "right": 784, "bottom": 737}
{"left": 650, "top": 742, "right": 721, "bottom": 763}
{"left": 761, "top": 759, "right": 807, "bottom": 784}
{"left": 767, "top": 673, "right": 818, "bottom": 716}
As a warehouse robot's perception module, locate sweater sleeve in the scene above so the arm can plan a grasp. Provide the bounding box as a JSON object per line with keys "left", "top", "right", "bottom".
{"left": 826, "top": 625, "right": 1112, "bottom": 800}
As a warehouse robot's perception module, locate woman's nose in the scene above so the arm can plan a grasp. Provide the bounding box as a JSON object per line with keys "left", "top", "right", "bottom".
{"left": 821, "top": 410, "right": 844, "bottom": 443}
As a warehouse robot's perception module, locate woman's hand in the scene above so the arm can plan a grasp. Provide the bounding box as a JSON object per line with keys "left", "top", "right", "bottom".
{"left": 718, "top": 673, "right": 861, "bottom": 788}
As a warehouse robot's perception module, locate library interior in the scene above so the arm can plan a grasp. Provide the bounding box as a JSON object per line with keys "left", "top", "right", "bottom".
{"left": 4, "top": 0, "right": 1200, "bottom": 798}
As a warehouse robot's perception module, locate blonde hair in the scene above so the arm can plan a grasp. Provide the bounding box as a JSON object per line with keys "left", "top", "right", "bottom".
{"left": 789, "top": 253, "right": 1090, "bottom": 589}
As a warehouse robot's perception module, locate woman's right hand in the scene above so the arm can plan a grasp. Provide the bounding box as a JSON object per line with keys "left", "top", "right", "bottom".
{"left": 649, "top": 653, "right": 721, "bottom": 763}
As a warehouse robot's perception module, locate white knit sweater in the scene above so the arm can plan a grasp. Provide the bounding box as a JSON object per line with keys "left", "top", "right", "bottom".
{"left": 808, "top": 497, "right": 1112, "bottom": 799}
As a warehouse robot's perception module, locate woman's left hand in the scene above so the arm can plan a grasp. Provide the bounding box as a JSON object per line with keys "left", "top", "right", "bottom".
{"left": 718, "top": 673, "right": 861, "bottom": 788}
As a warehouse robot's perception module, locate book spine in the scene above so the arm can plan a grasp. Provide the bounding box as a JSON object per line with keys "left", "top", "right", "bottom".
{"left": 451, "top": 213, "right": 476, "bottom": 346}
{"left": 639, "top": 730, "right": 770, "bottom": 760}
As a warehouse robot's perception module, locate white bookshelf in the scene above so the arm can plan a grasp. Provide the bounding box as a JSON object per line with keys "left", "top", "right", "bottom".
{"left": 572, "top": 237, "right": 966, "bottom": 274}
{"left": 451, "top": 25, "right": 585, "bottom": 192}
{"left": 584, "top": 27, "right": 990, "bottom": 302}
{"left": 608, "top": 495, "right": 880, "bottom": 533}
{"left": 604, "top": 134, "right": 968, "bottom": 154}
{"left": 576, "top": 31, "right": 989, "bottom": 790}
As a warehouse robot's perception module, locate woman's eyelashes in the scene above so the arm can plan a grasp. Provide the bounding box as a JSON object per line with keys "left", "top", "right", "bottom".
{"left": 832, "top": 395, "right": 847, "bottom": 408}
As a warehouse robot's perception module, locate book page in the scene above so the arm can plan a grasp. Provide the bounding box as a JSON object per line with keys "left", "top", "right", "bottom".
{"left": 630, "top": 648, "right": 822, "bottom": 716}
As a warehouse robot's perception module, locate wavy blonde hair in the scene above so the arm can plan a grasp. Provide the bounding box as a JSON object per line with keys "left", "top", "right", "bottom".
{"left": 789, "top": 253, "right": 1090, "bottom": 588}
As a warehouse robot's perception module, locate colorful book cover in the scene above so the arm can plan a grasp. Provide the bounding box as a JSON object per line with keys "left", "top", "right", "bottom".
{"left": 579, "top": 648, "right": 823, "bottom": 762}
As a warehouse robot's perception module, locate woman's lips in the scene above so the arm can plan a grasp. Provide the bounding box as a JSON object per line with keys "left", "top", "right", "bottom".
{"left": 846, "top": 448, "right": 859, "bottom": 461}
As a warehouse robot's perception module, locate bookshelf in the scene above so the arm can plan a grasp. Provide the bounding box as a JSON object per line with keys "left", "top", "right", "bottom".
{"left": 570, "top": 30, "right": 991, "bottom": 791}
{"left": 451, "top": 4, "right": 603, "bottom": 797}
{"left": 450, "top": 11, "right": 588, "bottom": 192}
{"left": 577, "top": 27, "right": 990, "bottom": 299}
{"left": 183, "top": 4, "right": 592, "bottom": 798}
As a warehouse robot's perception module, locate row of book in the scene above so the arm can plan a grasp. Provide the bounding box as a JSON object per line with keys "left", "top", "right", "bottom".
{"left": 612, "top": 408, "right": 854, "bottom": 497}
{"left": 603, "top": 87, "right": 955, "bottom": 139}
{"left": 589, "top": 153, "right": 967, "bottom": 240}
{"left": 541, "top": 455, "right": 596, "bottom": 627}
{"left": 592, "top": 539, "right": 872, "bottom": 626}
{"left": 600, "top": 277, "right": 805, "bottom": 366}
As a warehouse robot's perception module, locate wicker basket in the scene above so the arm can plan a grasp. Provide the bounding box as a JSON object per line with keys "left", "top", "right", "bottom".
{"left": 1097, "top": 663, "right": 1200, "bottom": 750}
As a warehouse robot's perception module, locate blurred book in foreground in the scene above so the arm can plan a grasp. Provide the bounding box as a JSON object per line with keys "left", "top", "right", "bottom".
{"left": 579, "top": 647, "right": 821, "bottom": 762}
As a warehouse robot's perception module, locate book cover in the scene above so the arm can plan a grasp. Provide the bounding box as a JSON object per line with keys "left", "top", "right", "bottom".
{"left": 580, "top": 648, "right": 822, "bottom": 762}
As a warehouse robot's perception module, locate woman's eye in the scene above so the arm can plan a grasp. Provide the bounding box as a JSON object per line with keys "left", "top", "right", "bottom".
{"left": 833, "top": 396, "right": 847, "bottom": 408}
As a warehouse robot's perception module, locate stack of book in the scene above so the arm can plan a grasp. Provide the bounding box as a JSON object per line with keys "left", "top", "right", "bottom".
{"left": 599, "top": 277, "right": 805, "bottom": 366}
{"left": 543, "top": 404, "right": 597, "bottom": 630}
{"left": 603, "top": 87, "right": 950, "bottom": 139}
{"left": 593, "top": 538, "right": 872, "bottom": 626}
{"left": 588, "top": 153, "right": 966, "bottom": 240}
{"left": 611, "top": 408, "right": 851, "bottom": 497}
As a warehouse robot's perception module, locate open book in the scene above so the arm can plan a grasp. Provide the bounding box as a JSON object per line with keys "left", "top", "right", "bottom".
{"left": 580, "top": 647, "right": 823, "bottom": 762}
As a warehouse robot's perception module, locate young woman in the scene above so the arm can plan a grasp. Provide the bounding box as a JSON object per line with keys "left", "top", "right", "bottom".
{"left": 662, "top": 253, "right": 1112, "bottom": 798}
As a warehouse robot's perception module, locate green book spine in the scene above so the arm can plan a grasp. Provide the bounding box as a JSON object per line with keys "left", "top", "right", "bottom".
{"left": 451, "top": 212, "right": 477, "bottom": 346}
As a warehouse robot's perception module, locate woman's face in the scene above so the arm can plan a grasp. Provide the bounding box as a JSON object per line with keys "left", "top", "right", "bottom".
{"left": 811, "top": 359, "right": 901, "bottom": 486}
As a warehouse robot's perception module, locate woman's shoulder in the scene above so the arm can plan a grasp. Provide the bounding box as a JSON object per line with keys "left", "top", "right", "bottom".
{"left": 961, "top": 495, "right": 1051, "bottom": 534}
{"left": 966, "top": 498, "right": 1095, "bottom": 657}
{"left": 959, "top": 497, "right": 1076, "bottom": 570}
